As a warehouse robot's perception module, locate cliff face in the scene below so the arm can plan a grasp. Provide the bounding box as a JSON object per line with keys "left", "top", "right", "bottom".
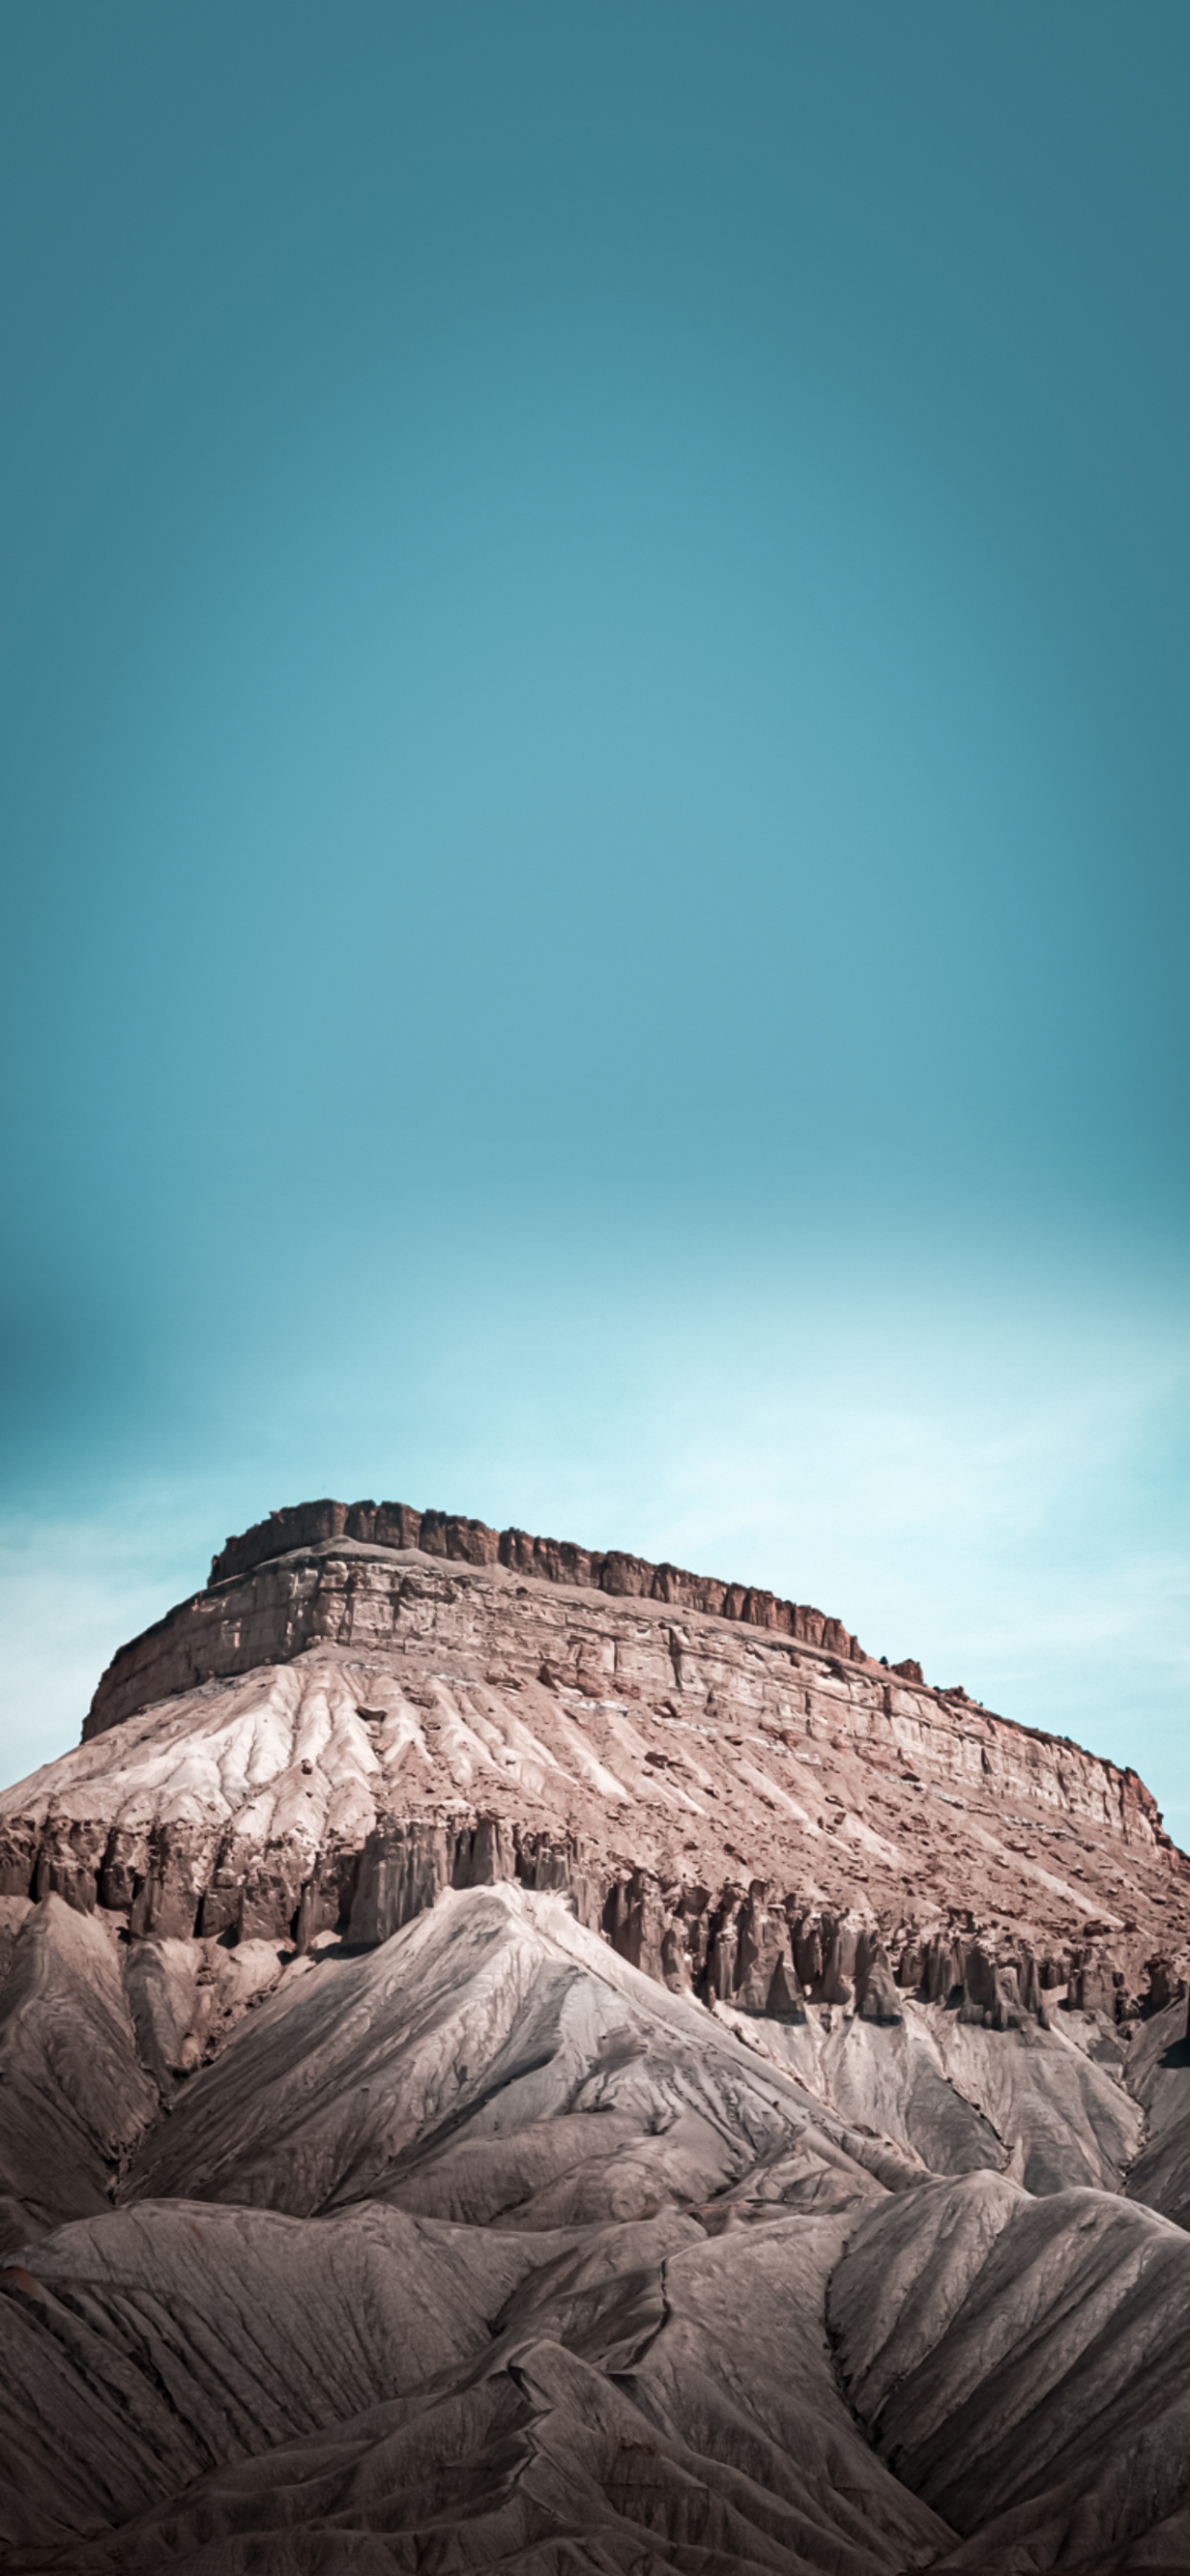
{"left": 85, "top": 1494, "right": 865, "bottom": 1737}
{"left": 5, "top": 1504, "right": 1186, "bottom": 2026}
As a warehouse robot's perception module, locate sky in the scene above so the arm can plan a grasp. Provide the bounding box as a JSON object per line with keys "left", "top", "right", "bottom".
{"left": 1, "top": 4, "right": 1188, "bottom": 1826}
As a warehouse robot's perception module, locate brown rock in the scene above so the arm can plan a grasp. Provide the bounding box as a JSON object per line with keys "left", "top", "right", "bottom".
{"left": 4, "top": 1496, "right": 1184, "bottom": 2077}
{"left": 856, "top": 1933, "right": 904, "bottom": 2024}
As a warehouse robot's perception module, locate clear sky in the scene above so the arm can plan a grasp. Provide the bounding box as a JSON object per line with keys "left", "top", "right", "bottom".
{"left": 1, "top": 5, "right": 1188, "bottom": 1826}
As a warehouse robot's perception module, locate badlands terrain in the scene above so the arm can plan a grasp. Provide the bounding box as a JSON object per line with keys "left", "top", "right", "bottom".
{"left": 3, "top": 1497, "right": 1190, "bottom": 2572}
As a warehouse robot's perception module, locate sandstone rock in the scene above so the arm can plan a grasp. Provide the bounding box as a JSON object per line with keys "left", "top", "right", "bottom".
{"left": 1143, "top": 1952, "right": 1186, "bottom": 2014}
{"left": 856, "top": 1931, "right": 904, "bottom": 2023}
{"left": 819, "top": 1908, "right": 860, "bottom": 2008}
{"left": 919, "top": 1930, "right": 964, "bottom": 2004}
{"left": 1069, "top": 1944, "right": 1125, "bottom": 2017}
{"left": 602, "top": 1867, "right": 669, "bottom": 1980}
{"left": 346, "top": 1816, "right": 454, "bottom": 1944}
{"left": 4, "top": 1500, "right": 1190, "bottom": 2571}
{"left": 8, "top": 1506, "right": 1176, "bottom": 2049}
{"left": 94, "top": 1498, "right": 876, "bottom": 1742}
{"left": 732, "top": 1878, "right": 802, "bottom": 2013}
{"left": 959, "top": 1940, "right": 1019, "bottom": 2029}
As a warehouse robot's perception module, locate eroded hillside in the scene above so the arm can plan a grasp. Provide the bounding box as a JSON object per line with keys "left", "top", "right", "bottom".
{"left": 3, "top": 1500, "right": 1190, "bottom": 2571}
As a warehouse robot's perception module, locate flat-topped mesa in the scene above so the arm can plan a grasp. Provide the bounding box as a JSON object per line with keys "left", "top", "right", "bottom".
{"left": 8, "top": 1489, "right": 1178, "bottom": 2011}
{"left": 77, "top": 1495, "right": 1171, "bottom": 1865}
{"left": 206, "top": 1497, "right": 864, "bottom": 1655}
{"left": 81, "top": 1496, "right": 866, "bottom": 1743}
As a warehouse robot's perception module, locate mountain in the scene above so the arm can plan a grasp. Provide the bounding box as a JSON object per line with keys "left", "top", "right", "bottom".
{"left": 2, "top": 1497, "right": 1189, "bottom": 2572}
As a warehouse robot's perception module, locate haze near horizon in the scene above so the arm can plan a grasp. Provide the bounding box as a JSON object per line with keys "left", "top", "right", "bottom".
{"left": 1, "top": 6, "right": 1187, "bottom": 1826}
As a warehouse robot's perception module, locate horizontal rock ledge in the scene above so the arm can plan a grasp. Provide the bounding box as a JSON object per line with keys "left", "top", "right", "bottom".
{"left": 208, "top": 1496, "right": 865, "bottom": 1654}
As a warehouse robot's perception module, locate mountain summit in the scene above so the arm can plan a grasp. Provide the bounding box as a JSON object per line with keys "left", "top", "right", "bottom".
{"left": 2, "top": 1501, "right": 1190, "bottom": 2568}
{"left": 11, "top": 1495, "right": 1186, "bottom": 2016}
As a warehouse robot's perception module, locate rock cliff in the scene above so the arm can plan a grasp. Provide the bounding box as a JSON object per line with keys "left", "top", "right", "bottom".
{"left": 6, "top": 1501, "right": 1183, "bottom": 2028}
{"left": 83, "top": 1494, "right": 868, "bottom": 1739}
{"left": 3, "top": 1499, "right": 1190, "bottom": 2570}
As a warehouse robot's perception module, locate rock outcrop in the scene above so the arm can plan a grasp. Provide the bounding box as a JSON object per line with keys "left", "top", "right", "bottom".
{"left": 0, "top": 1881, "right": 1187, "bottom": 2568}
{"left": 4, "top": 1498, "right": 1190, "bottom": 2569}
{"left": 3, "top": 1503, "right": 1183, "bottom": 2039}
{"left": 84, "top": 1497, "right": 868, "bottom": 1743}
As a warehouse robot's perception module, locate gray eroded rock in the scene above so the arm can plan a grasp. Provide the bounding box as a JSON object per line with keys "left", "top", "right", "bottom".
{"left": 830, "top": 2168, "right": 1190, "bottom": 2565}
{"left": 1123, "top": 1987, "right": 1190, "bottom": 2227}
{"left": 2, "top": 2204, "right": 952, "bottom": 2574}
{"left": 122, "top": 1883, "right": 920, "bottom": 2225}
{"left": 0, "top": 1896, "right": 156, "bottom": 2253}
{"left": 715, "top": 1987, "right": 1142, "bottom": 2197}
{"left": 0, "top": 2198, "right": 539, "bottom": 2555}
{"left": 122, "top": 1933, "right": 287, "bottom": 2091}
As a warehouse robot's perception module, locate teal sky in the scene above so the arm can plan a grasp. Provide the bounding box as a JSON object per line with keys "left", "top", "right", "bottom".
{"left": 2, "top": 7, "right": 1188, "bottom": 1826}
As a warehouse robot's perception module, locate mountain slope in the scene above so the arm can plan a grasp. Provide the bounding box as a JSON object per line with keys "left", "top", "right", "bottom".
{"left": 1, "top": 1890, "right": 951, "bottom": 2576}
{"left": 5, "top": 1502, "right": 1187, "bottom": 2030}
{"left": 3, "top": 1498, "right": 1190, "bottom": 2572}
{"left": 832, "top": 2169, "right": 1190, "bottom": 2566}
{"left": 121, "top": 1883, "right": 919, "bottom": 2222}
{"left": 0, "top": 1894, "right": 156, "bottom": 2253}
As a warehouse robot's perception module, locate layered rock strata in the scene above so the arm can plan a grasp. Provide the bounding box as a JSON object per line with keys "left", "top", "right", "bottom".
{"left": 6, "top": 1500, "right": 1190, "bottom": 2572}
{"left": 5, "top": 1506, "right": 1187, "bottom": 2035}
{"left": 85, "top": 1495, "right": 869, "bottom": 1738}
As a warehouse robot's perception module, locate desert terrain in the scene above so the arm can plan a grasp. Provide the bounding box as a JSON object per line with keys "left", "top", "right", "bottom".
{"left": 3, "top": 1499, "right": 1190, "bottom": 2571}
